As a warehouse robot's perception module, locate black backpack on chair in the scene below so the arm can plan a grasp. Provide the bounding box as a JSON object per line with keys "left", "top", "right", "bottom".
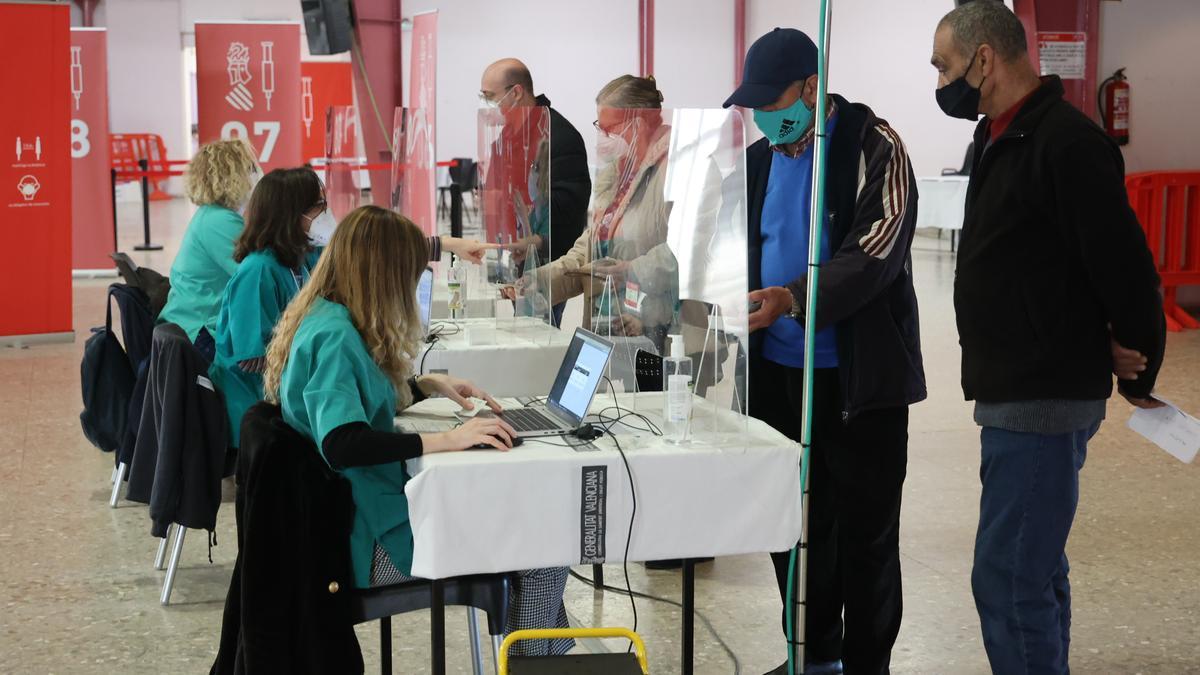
{"left": 80, "top": 288, "right": 137, "bottom": 452}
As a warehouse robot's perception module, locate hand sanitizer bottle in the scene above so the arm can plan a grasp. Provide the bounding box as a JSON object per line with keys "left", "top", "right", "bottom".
{"left": 447, "top": 259, "right": 465, "bottom": 319}
{"left": 662, "top": 335, "right": 693, "bottom": 443}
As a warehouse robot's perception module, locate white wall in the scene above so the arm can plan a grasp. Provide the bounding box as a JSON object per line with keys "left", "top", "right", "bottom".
{"left": 1099, "top": 0, "right": 1200, "bottom": 173}
{"left": 654, "top": 0, "right": 737, "bottom": 108}
{"left": 399, "top": 0, "right": 977, "bottom": 176}
{"left": 103, "top": 0, "right": 187, "bottom": 160}
{"left": 399, "top": 0, "right": 637, "bottom": 163}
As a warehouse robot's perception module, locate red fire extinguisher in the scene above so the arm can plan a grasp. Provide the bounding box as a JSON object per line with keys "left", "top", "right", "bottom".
{"left": 1098, "top": 68, "right": 1130, "bottom": 146}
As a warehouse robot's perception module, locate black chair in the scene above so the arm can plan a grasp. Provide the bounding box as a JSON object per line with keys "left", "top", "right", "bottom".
{"left": 941, "top": 141, "right": 975, "bottom": 176}
{"left": 216, "top": 403, "right": 513, "bottom": 674}
{"left": 438, "top": 158, "right": 480, "bottom": 222}
{"left": 124, "top": 322, "right": 230, "bottom": 605}
{"left": 350, "top": 574, "right": 513, "bottom": 675}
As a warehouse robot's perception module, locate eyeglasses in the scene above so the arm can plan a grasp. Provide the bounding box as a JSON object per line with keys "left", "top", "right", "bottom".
{"left": 478, "top": 84, "right": 515, "bottom": 105}
{"left": 593, "top": 118, "right": 632, "bottom": 137}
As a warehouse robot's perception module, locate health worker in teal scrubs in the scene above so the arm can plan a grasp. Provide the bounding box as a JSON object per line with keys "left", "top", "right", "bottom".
{"left": 158, "top": 139, "right": 261, "bottom": 359}
{"left": 262, "top": 205, "right": 574, "bottom": 657}
{"left": 208, "top": 164, "right": 499, "bottom": 448}
{"left": 208, "top": 167, "right": 330, "bottom": 448}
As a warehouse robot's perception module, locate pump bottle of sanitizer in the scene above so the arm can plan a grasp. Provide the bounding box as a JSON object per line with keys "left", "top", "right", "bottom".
{"left": 662, "top": 335, "right": 693, "bottom": 443}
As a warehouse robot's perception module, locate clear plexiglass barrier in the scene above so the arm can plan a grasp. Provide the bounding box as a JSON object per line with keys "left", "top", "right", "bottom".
{"left": 324, "top": 105, "right": 366, "bottom": 221}
{"left": 477, "top": 105, "right": 556, "bottom": 342}
{"left": 534, "top": 107, "right": 749, "bottom": 445}
{"left": 390, "top": 107, "right": 437, "bottom": 237}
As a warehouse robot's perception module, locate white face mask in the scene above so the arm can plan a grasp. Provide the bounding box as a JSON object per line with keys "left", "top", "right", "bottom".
{"left": 305, "top": 209, "right": 337, "bottom": 246}
{"left": 479, "top": 87, "right": 517, "bottom": 125}
{"left": 596, "top": 119, "right": 638, "bottom": 163}
{"left": 597, "top": 134, "right": 631, "bottom": 163}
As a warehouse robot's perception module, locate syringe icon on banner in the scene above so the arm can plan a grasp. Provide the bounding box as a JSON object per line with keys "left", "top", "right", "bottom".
{"left": 302, "top": 76, "right": 314, "bottom": 137}
{"left": 70, "top": 46, "right": 84, "bottom": 111}
{"left": 261, "top": 42, "right": 276, "bottom": 111}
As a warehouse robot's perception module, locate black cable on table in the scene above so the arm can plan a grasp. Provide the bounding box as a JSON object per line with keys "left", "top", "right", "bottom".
{"left": 417, "top": 333, "right": 441, "bottom": 375}
{"left": 593, "top": 375, "right": 642, "bottom": 652}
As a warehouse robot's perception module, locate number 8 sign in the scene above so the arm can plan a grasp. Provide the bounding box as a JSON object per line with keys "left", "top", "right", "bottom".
{"left": 197, "top": 22, "right": 301, "bottom": 170}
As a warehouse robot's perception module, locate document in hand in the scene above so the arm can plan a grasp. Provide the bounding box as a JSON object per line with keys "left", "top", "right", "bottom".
{"left": 1127, "top": 397, "right": 1200, "bottom": 464}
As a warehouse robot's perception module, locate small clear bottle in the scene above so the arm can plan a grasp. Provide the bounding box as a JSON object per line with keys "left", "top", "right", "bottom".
{"left": 446, "top": 259, "right": 465, "bottom": 319}
{"left": 662, "top": 335, "right": 693, "bottom": 443}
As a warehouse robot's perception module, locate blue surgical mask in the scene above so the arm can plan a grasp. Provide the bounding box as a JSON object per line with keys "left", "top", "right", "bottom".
{"left": 753, "top": 96, "right": 814, "bottom": 146}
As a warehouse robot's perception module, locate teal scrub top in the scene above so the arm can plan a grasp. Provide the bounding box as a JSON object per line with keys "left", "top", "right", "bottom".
{"left": 209, "top": 248, "right": 320, "bottom": 448}
{"left": 279, "top": 297, "right": 412, "bottom": 588}
{"left": 159, "top": 204, "right": 245, "bottom": 341}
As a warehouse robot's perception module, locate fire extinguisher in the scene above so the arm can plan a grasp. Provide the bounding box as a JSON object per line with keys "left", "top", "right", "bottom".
{"left": 1098, "top": 68, "right": 1130, "bottom": 146}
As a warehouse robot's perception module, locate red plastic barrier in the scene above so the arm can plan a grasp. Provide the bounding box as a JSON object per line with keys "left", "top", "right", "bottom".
{"left": 1126, "top": 171, "right": 1200, "bottom": 332}
{"left": 110, "top": 133, "right": 174, "bottom": 200}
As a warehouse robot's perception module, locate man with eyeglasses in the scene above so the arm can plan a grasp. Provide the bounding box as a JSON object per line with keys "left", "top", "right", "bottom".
{"left": 479, "top": 59, "right": 590, "bottom": 325}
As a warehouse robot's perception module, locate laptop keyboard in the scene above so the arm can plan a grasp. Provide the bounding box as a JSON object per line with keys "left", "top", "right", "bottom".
{"left": 500, "top": 407, "right": 565, "bottom": 432}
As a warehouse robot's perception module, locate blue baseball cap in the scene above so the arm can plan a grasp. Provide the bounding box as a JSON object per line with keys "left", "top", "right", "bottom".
{"left": 723, "top": 28, "right": 818, "bottom": 109}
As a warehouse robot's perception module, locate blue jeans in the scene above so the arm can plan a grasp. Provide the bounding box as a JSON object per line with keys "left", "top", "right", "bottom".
{"left": 972, "top": 423, "right": 1099, "bottom": 675}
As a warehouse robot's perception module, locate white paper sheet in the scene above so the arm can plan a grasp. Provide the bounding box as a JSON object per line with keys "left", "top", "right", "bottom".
{"left": 1127, "top": 397, "right": 1200, "bottom": 464}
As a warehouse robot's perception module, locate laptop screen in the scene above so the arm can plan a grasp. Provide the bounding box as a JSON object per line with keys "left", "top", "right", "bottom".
{"left": 547, "top": 328, "right": 615, "bottom": 423}
{"left": 417, "top": 267, "right": 434, "bottom": 334}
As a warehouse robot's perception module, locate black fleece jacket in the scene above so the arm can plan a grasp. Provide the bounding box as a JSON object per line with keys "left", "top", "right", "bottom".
{"left": 955, "top": 76, "right": 1165, "bottom": 403}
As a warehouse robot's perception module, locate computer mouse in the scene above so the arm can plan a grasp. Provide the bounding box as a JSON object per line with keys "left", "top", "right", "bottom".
{"left": 469, "top": 435, "right": 524, "bottom": 450}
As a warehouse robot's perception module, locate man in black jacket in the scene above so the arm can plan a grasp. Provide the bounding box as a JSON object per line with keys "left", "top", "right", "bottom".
{"left": 480, "top": 59, "right": 591, "bottom": 325}
{"left": 931, "top": 3, "right": 1166, "bottom": 673}
{"left": 726, "top": 28, "right": 926, "bottom": 675}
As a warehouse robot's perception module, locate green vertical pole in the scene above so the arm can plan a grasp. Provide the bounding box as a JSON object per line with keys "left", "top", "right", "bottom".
{"left": 786, "top": 1, "right": 832, "bottom": 674}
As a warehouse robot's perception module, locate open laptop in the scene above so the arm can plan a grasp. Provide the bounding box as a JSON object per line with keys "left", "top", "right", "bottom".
{"left": 459, "top": 328, "right": 615, "bottom": 437}
{"left": 417, "top": 267, "right": 434, "bottom": 335}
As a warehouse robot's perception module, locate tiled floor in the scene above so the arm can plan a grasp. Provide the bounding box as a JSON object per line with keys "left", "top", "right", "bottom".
{"left": 1, "top": 199, "right": 1197, "bottom": 673}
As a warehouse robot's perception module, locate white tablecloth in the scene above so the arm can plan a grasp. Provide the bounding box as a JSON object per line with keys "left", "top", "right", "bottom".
{"left": 399, "top": 393, "right": 804, "bottom": 579}
{"left": 418, "top": 318, "right": 571, "bottom": 397}
{"left": 915, "top": 176, "right": 969, "bottom": 232}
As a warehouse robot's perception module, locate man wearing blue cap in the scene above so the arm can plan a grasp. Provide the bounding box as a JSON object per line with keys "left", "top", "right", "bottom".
{"left": 726, "top": 28, "right": 925, "bottom": 674}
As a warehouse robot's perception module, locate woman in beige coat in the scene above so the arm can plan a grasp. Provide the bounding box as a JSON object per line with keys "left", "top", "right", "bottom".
{"left": 520, "top": 75, "right": 679, "bottom": 351}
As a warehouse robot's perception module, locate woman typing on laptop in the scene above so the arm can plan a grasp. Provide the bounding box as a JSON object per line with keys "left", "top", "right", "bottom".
{"left": 263, "top": 205, "right": 574, "bottom": 657}
{"left": 208, "top": 166, "right": 494, "bottom": 452}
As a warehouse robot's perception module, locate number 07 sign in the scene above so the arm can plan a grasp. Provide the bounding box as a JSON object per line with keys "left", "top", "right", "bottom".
{"left": 196, "top": 22, "right": 301, "bottom": 171}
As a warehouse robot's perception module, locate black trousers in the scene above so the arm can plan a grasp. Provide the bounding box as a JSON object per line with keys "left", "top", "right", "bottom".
{"left": 749, "top": 360, "right": 908, "bottom": 675}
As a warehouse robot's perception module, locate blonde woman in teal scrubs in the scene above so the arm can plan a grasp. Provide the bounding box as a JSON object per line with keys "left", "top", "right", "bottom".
{"left": 263, "top": 205, "right": 574, "bottom": 657}
{"left": 158, "top": 139, "right": 261, "bottom": 361}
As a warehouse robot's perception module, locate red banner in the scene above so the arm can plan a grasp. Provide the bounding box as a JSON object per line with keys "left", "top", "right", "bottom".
{"left": 196, "top": 22, "right": 302, "bottom": 171}
{"left": 0, "top": 3, "right": 72, "bottom": 338}
{"left": 300, "top": 61, "right": 352, "bottom": 164}
{"left": 70, "top": 28, "right": 115, "bottom": 271}
{"left": 404, "top": 12, "right": 437, "bottom": 234}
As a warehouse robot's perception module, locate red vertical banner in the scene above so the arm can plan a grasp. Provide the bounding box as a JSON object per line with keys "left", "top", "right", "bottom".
{"left": 300, "top": 61, "right": 353, "bottom": 164}
{"left": 69, "top": 28, "right": 115, "bottom": 272}
{"left": 195, "top": 22, "right": 302, "bottom": 171}
{"left": 405, "top": 11, "right": 437, "bottom": 234}
{"left": 0, "top": 3, "right": 72, "bottom": 339}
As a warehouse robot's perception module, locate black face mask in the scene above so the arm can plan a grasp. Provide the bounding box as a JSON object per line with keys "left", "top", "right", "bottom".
{"left": 936, "top": 53, "right": 984, "bottom": 121}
